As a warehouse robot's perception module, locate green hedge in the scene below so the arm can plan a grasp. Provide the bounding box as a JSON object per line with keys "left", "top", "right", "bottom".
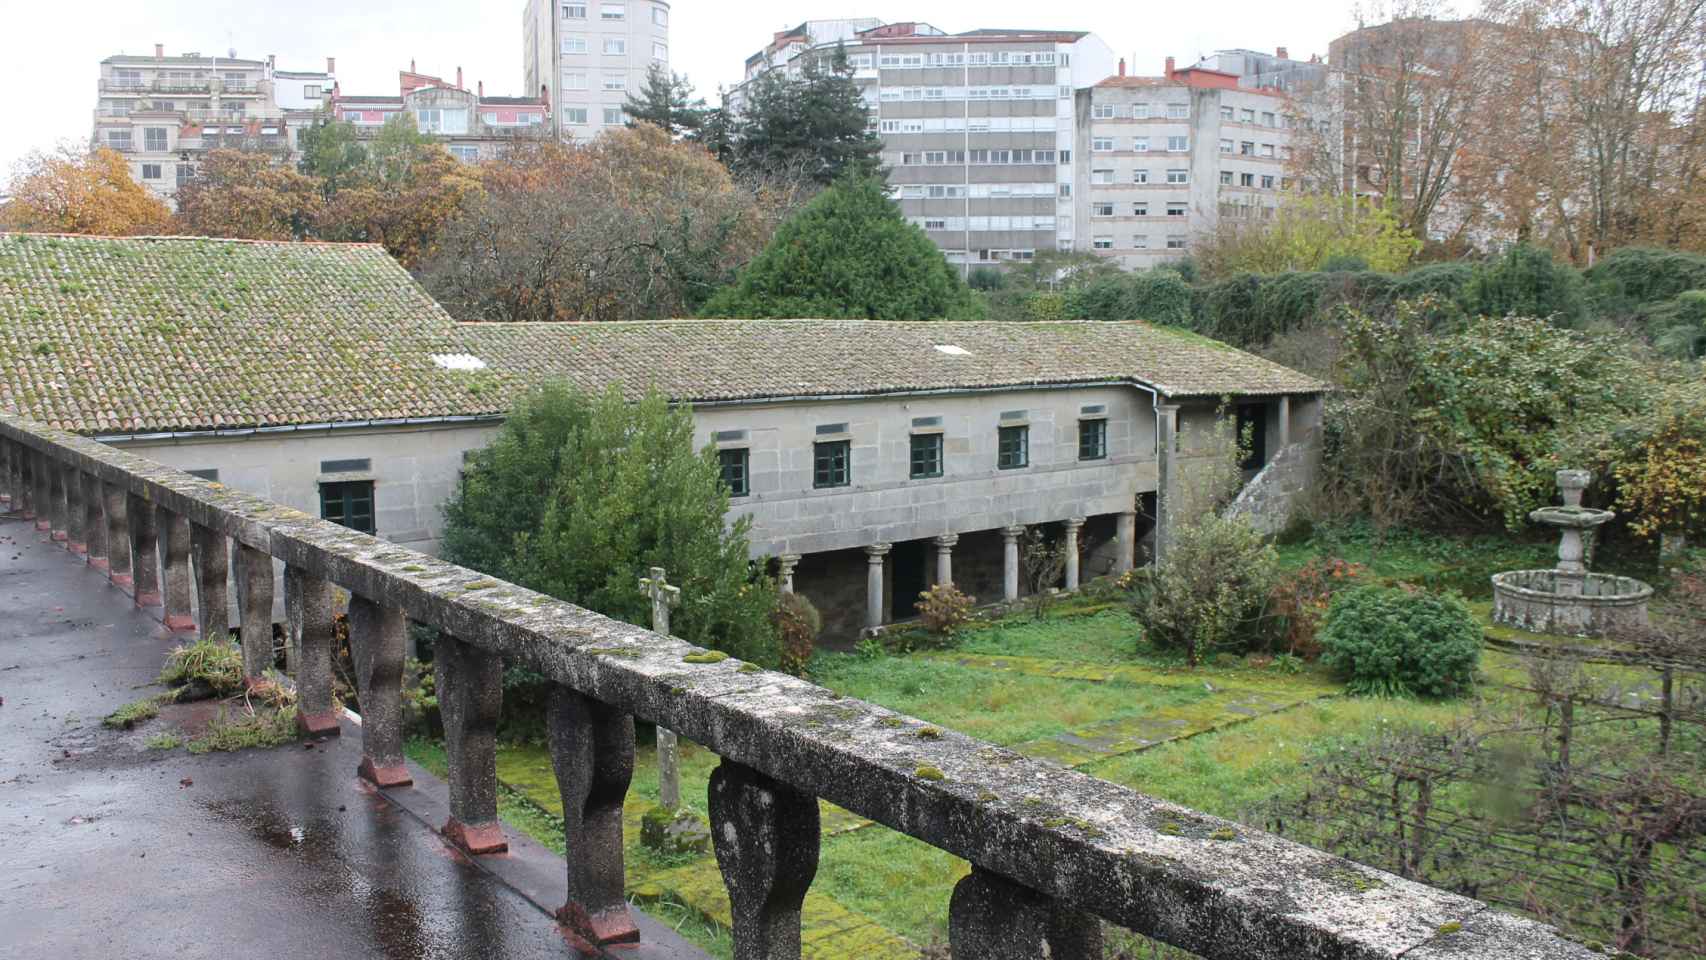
{"left": 1584, "top": 246, "right": 1706, "bottom": 313}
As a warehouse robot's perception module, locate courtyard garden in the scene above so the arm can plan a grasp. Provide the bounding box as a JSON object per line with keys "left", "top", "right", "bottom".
{"left": 403, "top": 523, "right": 1705, "bottom": 959}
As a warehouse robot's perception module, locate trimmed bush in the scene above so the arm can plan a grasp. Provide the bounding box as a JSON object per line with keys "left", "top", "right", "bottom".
{"left": 1319, "top": 585, "right": 1482, "bottom": 698}
{"left": 1466, "top": 244, "right": 1586, "bottom": 326}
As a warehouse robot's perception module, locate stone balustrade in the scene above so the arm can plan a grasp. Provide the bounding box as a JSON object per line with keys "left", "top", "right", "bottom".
{"left": 0, "top": 413, "right": 1598, "bottom": 960}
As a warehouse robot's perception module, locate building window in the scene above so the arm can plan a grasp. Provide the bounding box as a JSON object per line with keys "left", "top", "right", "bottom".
{"left": 603, "top": 75, "right": 626, "bottom": 90}
{"left": 141, "top": 163, "right": 162, "bottom": 180}
{"left": 1091, "top": 168, "right": 1114, "bottom": 184}
{"left": 1240, "top": 141, "right": 1255, "bottom": 156}
{"left": 1133, "top": 234, "right": 1149, "bottom": 249}
{"left": 416, "top": 108, "right": 468, "bottom": 134}
{"left": 1166, "top": 135, "right": 1188, "bottom": 152}
{"left": 1132, "top": 103, "right": 1151, "bottom": 119}
{"left": 1092, "top": 236, "right": 1113, "bottom": 250}
{"left": 652, "top": 5, "right": 668, "bottom": 25}
{"left": 1219, "top": 138, "right": 1233, "bottom": 153}
{"left": 718, "top": 448, "right": 750, "bottom": 497}
{"left": 813, "top": 440, "right": 850, "bottom": 488}
{"left": 603, "top": 37, "right": 627, "bottom": 55}
{"left": 564, "top": 72, "right": 588, "bottom": 89}
{"left": 303, "top": 85, "right": 322, "bottom": 99}
{"left": 1219, "top": 170, "right": 1234, "bottom": 185}
{"left": 564, "top": 106, "right": 589, "bottom": 124}
{"left": 449, "top": 145, "right": 480, "bottom": 162}
{"left": 1261, "top": 174, "right": 1276, "bottom": 189}
{"left": 1133, "top": 201, "right": 1149, "bottom": 216}
{"left": 1078, "top": 419, "right": 1108, "bottom": 460}
{"left": 601, "top": 2, "right": 626, "bottom": 19}
{"left": 1091, "top": 104, "right": 1115, "bottom": 119}
{"left": 563, "top": 2, "right": 588, "bottom": 17}
{"left": 1167, "top": 102, "right": 1189, "bottom": 119}
{"left": 1166, "top": 236, "right": 1188, "bottom": 249}
{"left": 563, "top": 35, "right": 588, "bottom": 54}
{"left": 1241, "top": 108, "right": 1256, "bottom": 123}
{"left": 652, "top": 42, "right": 667, "bottom": 62}
{"left": 320, "top": 480, "right": 375, "bottom": 534}
{"left": 998, "top": 426, "right": 1029, "bottom": 470}
{"left": 1166, "top": 169, "right": 1188, "bottom": 184}
{"left": 909, "top": 434, "right": 943, "bottom": 479}
{"left": 1262, "top": 111, "right": 1276, "bottom": 126}
{"left": 1092, "top": 202, "right": 1114, "bottom": 217}
{"left": 1220, "top": 105, "right": 1234, "bottom": 120}
{"left": 603, "top": 107, "right": 624, "bottom": 124}
{"left": 1241, "top": 172, "right": 1255, "bottom": 187}
{"left": 1092, "top": 137, "right": 1114, "bottom": 152}
{"left": 1166, "top": 203, "right": 1188, "bottom": 217}
{"left": 1133, "top": 169, "right": 1149, "bottom": 184}
{"left": 1133, "top": 136, "right": 1148, "bottom": 152}
{"left": 144, "top": 127, "right": 168, "bottom": 151}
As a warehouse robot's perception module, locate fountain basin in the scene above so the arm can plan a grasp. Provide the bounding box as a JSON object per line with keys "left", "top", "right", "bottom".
{"left": 1491, "top": 569, "right": 1652, "bottom": 638}
{"left": 1528, "top": 505, "right": 1615, "bottom": 529}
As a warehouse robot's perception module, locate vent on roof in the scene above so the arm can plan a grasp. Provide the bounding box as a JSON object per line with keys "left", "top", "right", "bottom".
{"left": 815, "top": 423, "right": 849, "bottom": 435}
{"left": 1000, "top": 410, "right": 1027, "bottom": 422}
{"left": 320, "top": 458, "right": 371, "bottom": 474}
{"left": 187, "top": 468, "right": 219, "bottom": 481}
{"left": 933, "top": 344, "right": 971, "bottom": 356}
{"left": 911, "top": 416, "right": 942, "bottom": 428}
{"left": 714, "top": 429, "right": 748, "bottom": 442}
{"left": 431, "top": 353, "right": 487, "bottom": 371}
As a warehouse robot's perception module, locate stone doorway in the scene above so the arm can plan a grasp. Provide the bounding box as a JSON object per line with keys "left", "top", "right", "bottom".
{"left": 890, "top": 539, "right": 929, "bottom": 622}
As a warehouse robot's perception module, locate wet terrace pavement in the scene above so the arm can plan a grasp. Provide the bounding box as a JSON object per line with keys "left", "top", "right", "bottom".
{"left": 0, "top": 513, "right": 708, "bottom": 960}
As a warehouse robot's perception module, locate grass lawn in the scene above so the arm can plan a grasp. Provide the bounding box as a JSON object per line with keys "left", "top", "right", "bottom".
{"left": 401, "top": 523, "right": 1691, "bottom": 956}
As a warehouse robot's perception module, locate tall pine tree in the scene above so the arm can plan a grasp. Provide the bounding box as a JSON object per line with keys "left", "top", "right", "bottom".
{"left": 730, "top": 43, "right": 882, "bottom": 185}
{"left": 624, "top": 64, "right": 706, "bottom": 139}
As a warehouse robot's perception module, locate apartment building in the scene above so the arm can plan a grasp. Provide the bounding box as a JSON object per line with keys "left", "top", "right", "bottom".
{"left": 1189, "top": 47, "right": 1328, "bottom": 95}
{"left": 92, "top": 45, "right": 333, "bottom": 204}
{"left": 330, "top": 65, "right": 550, "bottom": 163}
{"left": 1081, "top": 58, "right": 1297, "bottom": 268}
{"left": 735, "top": 21, "right": 1117, "bottom": 272}
{"left": 523, "top": 0, "right": 670, "bottom": 140}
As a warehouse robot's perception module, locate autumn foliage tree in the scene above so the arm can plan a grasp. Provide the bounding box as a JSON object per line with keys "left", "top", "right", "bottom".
{"left": 422, "top": 124, "right": 791, "bottom": 322}
{"left": 1, "top": 146, "right": 172, "bottom": 235}
{"left": 174, "top": 149, "right": 324, "bottom": 240}
{"left": 312, "top": 117, "right": 482, "bottom": 269}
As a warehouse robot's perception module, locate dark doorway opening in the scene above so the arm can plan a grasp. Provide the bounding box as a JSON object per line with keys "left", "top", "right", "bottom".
{"left": 891, "top": 539, "right": 929, "bottom": 621}
{"left": 1235, "top": 403, "right": 1269, "bottom": 471}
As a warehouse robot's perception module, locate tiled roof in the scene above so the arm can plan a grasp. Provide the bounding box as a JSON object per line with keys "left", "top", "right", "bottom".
{"left": 461, "top": 320, "right": 1324, "bottom": 405}
{"left": 0, "top": 234, "right": 1324, "bottom": 436}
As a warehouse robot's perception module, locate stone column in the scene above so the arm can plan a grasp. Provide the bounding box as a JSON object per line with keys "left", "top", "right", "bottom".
{"left": 548, "top": 686, "right": 638, "bottom": 947}
{"left": 1063, "top": 518, "right": 1085, "bottom": 590}
{"left": 190, "top": 523, "right": 230, "bottom": 640}
{"left": 1001, "top": 525, "right": 1023, "bottom": 603}
{"left": 710, "top": 758, "right": 821, "bottom": 960}
{"left": 0, "top": 438, "right": 10, "bottom": 507}
{"left": 934, "top": 534, "right": 958, "bottom": 588}
{"left": 1154, "top": 402, "right": 1181, "bottom": 562}
{"left": 158, "top": 508, "right": 195, "bottom": 631}
{"left": 864, "top": 543, "right": 891, "bottom": 632}
{"left": 127, "top": 494, "right": 161, "bottom": 608}
{"left": 1115, "top": 511, "right": 1137, "bottom": 575}
{"left": 639, "top": 568, "right": 683, "bottom": 811}
{"left": 235, "top": 545, "right": 275, "bottom": 679}
{"left": 1278, "top": 395, "right": 1293, "bottom": 450}
{"left": 288, "top": 566, "right": 340, "bottom": 738}
{"left": 82, "top": 472, "right": 105, "bottom": 568}
{"left": 777, "top": 554, "right": 801, "bottom": 594}
{"left": 61, "top": 466, "right": 85, "bottom": 552}
{"left": 34, "top": 450, "right": 53, "bottom": 531}
{"left": 16, "top": 443, "right": 35, "bottom": 519}
{"left": 48, "top": 462, "right": 69, "bottom": 543}
{"left": 437, "top": 634, "right": 506, "bottom": 853}
{"left": 948, "top": 867, "right": 1104, "bottom": 960}
{"left": 103, "top": 482, "right": 132, "bottom": 593}
{"left": 348, "top": 595, "right": 413, "bottom": 789}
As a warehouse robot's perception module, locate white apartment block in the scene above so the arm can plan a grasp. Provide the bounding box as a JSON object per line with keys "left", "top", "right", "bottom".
{"left": 523, "top": 0, "right": 670, "bottom": 140}
{"left": 1081, "top": 59, "right": 1297, "bottom": 268}
{"left": 92, "top": 45, "right": 333, "bottom": 205}
{"left": 735, "top": 21, "right": 1117, "bottom": 272}
{"left": 330, "top": 66, "right": 551, "bottom": 164}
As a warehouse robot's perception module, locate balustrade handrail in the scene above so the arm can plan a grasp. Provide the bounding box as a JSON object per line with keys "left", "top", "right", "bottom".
{"left": 0, "top": 411, "right": 1600, "bottom": 960}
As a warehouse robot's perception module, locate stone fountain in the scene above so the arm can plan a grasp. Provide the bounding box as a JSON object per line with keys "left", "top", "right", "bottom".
{"left": 1491, "top": 469, "right": 1652, "bottom": 638}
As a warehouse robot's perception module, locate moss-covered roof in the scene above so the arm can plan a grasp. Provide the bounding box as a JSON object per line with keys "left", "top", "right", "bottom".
{"left": 0, "top": 234, "right": 1324, "bottom": 435}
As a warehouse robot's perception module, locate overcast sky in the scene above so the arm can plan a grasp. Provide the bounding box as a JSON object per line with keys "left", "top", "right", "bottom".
{"left": 0, "top": 0, "right": 1368, "bottom": 178}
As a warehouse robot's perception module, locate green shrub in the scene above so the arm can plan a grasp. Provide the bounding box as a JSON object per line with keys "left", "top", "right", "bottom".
{"left": 772, "top": 591, "right": 822, "bottom": 676}
{"left": 1321, "top": 254, "right": 1370, "bottom": 272}
{"left": 1067, "top": 271, "right": 1193, "bottom": 326}
{"left": 915, "top": 582, "right": 975, "bottom": 636}
{"left": 967, "top": 267, "right": 1007, "bottom": 291}
{"left": 1318, "top": 585, "right": 1481, "bottom": 698}
{"left": 1132, "top": 515, "right": 1279, "bottom": 665}
{"left": 1583, "top": 246, "right": 1706, "bottom": 313}
{"left": 1641, "top": 290, "right": 1706, "bottom": 360}
{"left": 1467, "top": 244, "right": 1586, "bottom": 326}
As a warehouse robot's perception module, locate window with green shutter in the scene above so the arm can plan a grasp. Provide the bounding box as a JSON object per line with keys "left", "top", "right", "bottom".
{"left": 909, "top": 434, "right": 943, "bottom": 479}
{"left": 319, "top": 480, "right": 375, "bottom": 534}
{"left": 813, "top": 440, "right": 850, "bottom": 488}
{"left": 1078, "top": 419, "right": 1107, "bottom": 460}
{"left": 718, "top": 448, "right": 750, "bottom": 497}
{"left": 998, "top": 425, "right": 1029, "bottom": 469}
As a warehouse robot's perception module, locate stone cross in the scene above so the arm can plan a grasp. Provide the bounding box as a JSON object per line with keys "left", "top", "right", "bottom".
{"left": 639, "top": 566, "right": 683, "bottom": 811}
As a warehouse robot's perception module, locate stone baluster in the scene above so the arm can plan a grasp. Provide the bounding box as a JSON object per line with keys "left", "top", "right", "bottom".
{"left": 190, "top": 523, "right": 229, "bottom": 640}
{"left": 548, "top": 686, "right": 638, "bottom": 947}
{"left": 709, "top": 759, "right": 821, "bottom": 960}
{"left": 777, "top": 554, "right": 801, "bottom": 594}
{"left": 236, "top": 545, "right": 275, "bottom": 680}
{"left": 864, "top": 542, "right": 891, "bottom": 632}
{"left": 436, "top": 634, "right": 506, "bottom": 852}
{"left": 82, "top": 472, "right": 106, "bottom": 570}
{"left": 158, "top": 508, "right": 196, "bottom": 631}
{"left": 1063, "top": 518, "right": 1084, "bottom": 591}
{"left": 287, "top": 567, "right": 340, "bottom": 738}
{"left": 34, "top": 450, "right": 53, "bottom": 531}
{"left": 348, "top": 596, "right": 413, "bottom": 788}
{"left": 60, "top": 465, "right": 84, "bottom": 552}
{"left": 949, "top": 867, "right": 1104, "bottom": 960}
{"left": 127, "top": 494, "right": 161, "bottom": 608}
{"left": 103, "top": 482, "right": 133, "bottom": 594}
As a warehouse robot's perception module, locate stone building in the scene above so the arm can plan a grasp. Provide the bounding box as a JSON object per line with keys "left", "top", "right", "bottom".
{"left": 0, "top": 233, "right": 1324, "bottom": 639}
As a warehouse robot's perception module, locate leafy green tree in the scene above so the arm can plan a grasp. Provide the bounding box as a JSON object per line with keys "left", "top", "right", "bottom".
{"left": 729, "top": 44, "right": 882, "bottom": 184}
{"left": 296, "top": 117, "right": 369, "bottom": 195}
{"left": 700, "top": 175, "right": 983, "bottom": 320}
{"left": 442, "top": 385, "right": 779, "bottom": 665}
{"left": 625, "top": 64, "right": 706, "bottom": 138}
